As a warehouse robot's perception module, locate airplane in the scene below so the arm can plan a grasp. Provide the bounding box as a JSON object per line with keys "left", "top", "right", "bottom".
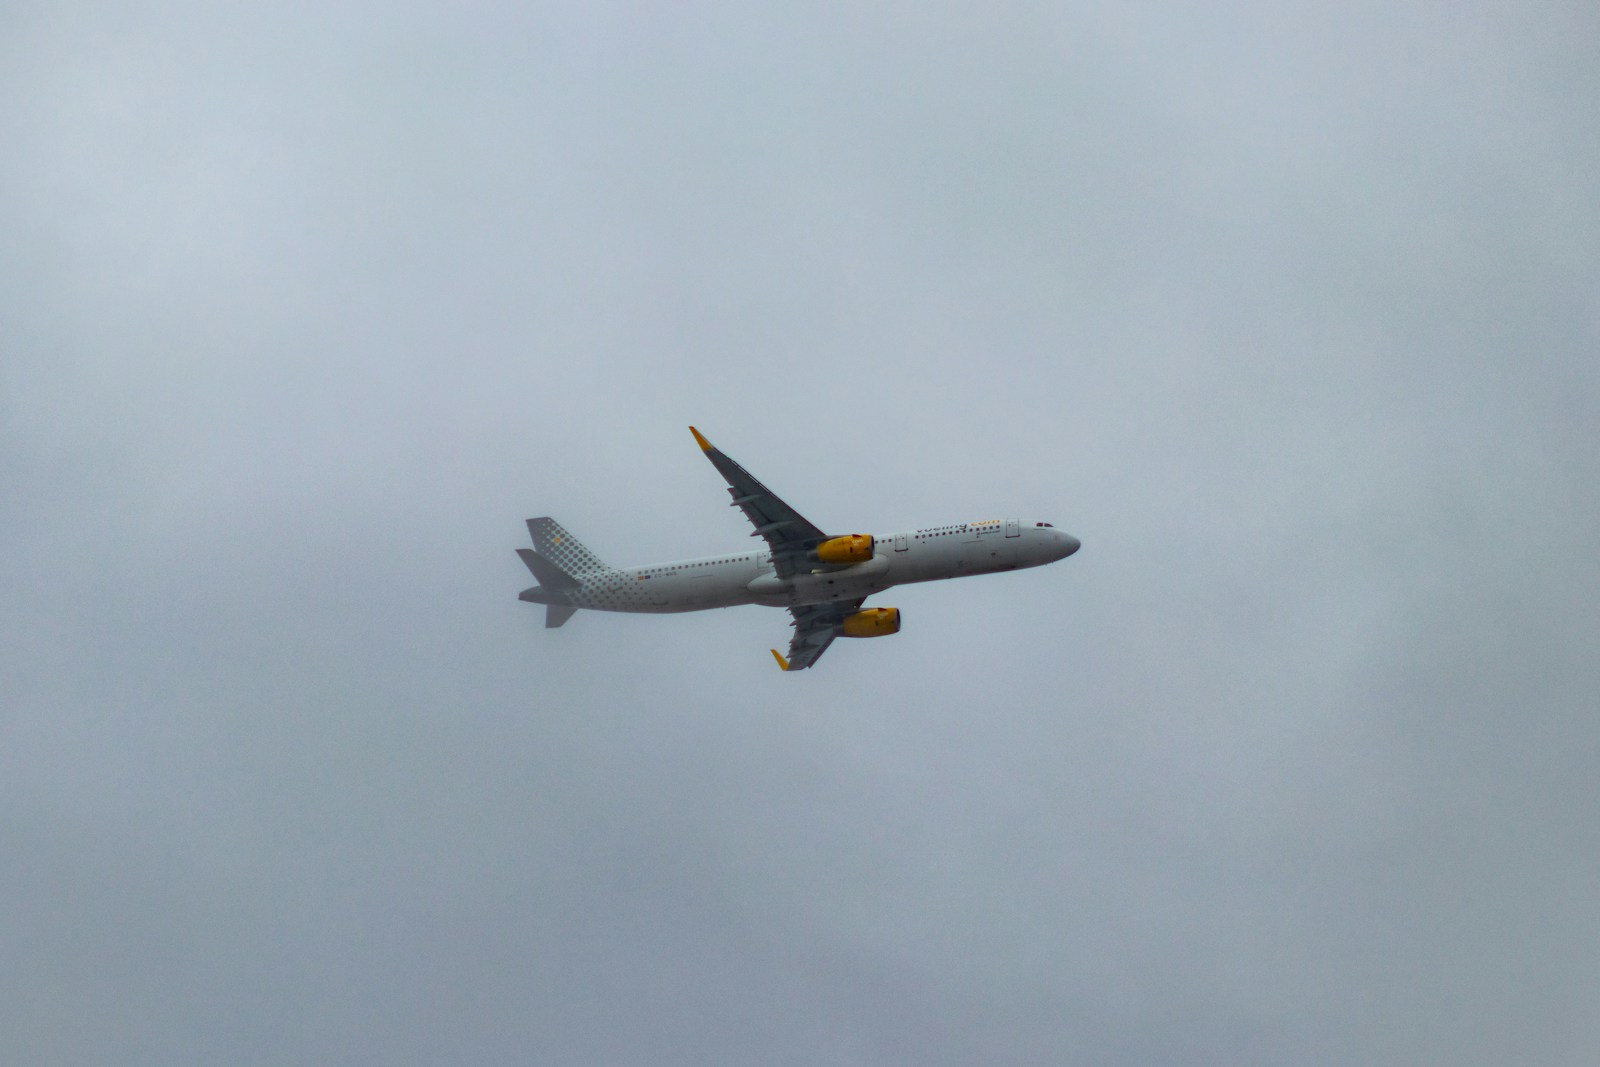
{"left": 516, "top": 426, "right": 1080, "bottom": 670}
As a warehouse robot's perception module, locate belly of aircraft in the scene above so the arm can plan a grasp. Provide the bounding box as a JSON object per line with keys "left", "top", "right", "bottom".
{"left": 747, "top": 578, "right": 890, "bottom": 609}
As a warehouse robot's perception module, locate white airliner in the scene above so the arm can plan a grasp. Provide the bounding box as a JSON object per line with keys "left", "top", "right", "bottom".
{"left": 516, "top": 427, "right": 1081, "bottom": 670}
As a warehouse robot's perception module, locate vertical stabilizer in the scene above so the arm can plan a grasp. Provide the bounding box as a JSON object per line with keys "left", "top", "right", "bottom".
{"left": 525, "top": 517, "right": 610, "bottom": 577}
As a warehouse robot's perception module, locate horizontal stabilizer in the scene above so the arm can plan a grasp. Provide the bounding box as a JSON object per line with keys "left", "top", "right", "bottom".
{"left": 546, "top": 604, "right": 578, "bottom": 628}
{"left": 517, "top": 548, "right": 578, "bottom": 590}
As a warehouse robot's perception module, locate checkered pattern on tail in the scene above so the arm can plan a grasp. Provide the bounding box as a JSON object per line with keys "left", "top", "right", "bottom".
{"left": 525, "top": 517, "right": 611, "bottom": 577}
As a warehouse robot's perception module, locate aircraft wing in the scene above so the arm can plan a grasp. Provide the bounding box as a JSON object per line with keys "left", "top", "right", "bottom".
{"left": 772, "top": 598, "right": 866, "bottom": 671}
{"left": 690, "top": 426, "right": 826, "bottom": 579}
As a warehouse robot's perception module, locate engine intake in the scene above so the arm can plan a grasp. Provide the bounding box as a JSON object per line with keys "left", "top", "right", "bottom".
{"left": 841, "top": 607, "right": 900, "bottom": 638}
{"left": 815, "top": 534, "right": 875, "bottom": 564}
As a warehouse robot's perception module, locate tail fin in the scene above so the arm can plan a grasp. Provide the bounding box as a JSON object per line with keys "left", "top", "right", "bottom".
{"left": 526, "top": 517, "right": 610, "bottom": 577}
{"left": 519, "top": 518, "right": 610, "bottom": 629}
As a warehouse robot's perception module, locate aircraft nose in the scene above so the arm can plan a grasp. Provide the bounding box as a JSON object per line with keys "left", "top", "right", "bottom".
{"left": 1059, "top": 532, "right": 1081, "bottom": 558}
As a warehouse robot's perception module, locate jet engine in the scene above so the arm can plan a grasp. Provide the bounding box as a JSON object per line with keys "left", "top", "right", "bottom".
{"left": 815, "top": 534, "right": 875, "bottom": 564}
{"left": 841, "top": 607, "right": 900, "bottom": 638}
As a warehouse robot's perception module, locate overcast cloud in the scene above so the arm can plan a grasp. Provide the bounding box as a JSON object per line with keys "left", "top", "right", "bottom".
{"left": 3, "top": 3, "right": 1598, "bottom": 1064}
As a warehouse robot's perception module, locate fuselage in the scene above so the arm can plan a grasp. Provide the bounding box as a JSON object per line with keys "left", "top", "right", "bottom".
{"left": 522, "top": 519, "right": 1080, "bottom": 614}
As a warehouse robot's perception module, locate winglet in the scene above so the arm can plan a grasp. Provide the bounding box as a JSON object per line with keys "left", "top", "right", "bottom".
{"left": 689, "top": 425, "right": 712, "bottom": 452}
{"left": 770, "top": 648, "right": 790, "bottom": 671}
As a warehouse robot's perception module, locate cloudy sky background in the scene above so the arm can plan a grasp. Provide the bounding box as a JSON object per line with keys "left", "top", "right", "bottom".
{"left": 4, "top": 3, "right": 1597, "bottom": 1063}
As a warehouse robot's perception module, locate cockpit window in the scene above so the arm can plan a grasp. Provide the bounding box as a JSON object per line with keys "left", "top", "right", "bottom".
{"left": 1035, "top": 522, "right": 1053, "bottom": 528}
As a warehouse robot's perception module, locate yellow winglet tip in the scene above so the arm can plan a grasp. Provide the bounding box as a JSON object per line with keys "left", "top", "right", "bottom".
{"left": 770, "top": 649, "right": 790, "bottom": 671}
{"left": 688, "top": 425, "right": 712, "bottom": 452}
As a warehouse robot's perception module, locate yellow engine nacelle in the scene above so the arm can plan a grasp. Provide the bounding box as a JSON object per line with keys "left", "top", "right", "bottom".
{"left": 815, "top": 534, "right": 875, "bottom": 564}
{"left": 841, "top": 607, "right": 900, "bottom": 638}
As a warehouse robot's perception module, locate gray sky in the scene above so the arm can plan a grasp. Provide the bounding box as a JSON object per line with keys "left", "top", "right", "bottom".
{"left": 4, "top": 3, "right": 1598, "bottom": 1064}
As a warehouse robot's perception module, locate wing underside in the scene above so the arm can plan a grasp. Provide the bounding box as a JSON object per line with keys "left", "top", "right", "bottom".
{"left": 690, "top": 426, "right": 825, "bottom": 579}
{"left": 777, "top": 597, "right": 866, "bottom": 671}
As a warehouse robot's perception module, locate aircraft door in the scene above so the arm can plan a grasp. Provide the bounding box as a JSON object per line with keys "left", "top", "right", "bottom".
{"left": 894, "top": 532, "right": 908, "bottom": 552}
{"left": 1005, "top": 518, "right": 1020, "bottom": 538}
